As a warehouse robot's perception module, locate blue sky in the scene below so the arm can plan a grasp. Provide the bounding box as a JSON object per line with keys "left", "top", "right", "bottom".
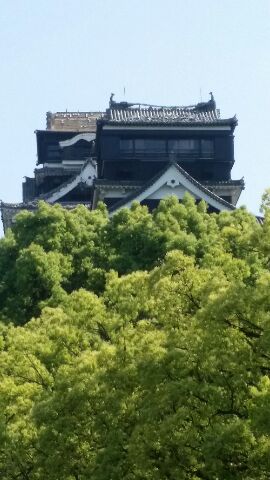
{"left": 1, "top": 0, "right": 270, "bottom": 234}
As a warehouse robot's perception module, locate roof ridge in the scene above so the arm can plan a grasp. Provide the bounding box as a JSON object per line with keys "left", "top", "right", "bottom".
{"left": 102, "top": 106, "right": 236, "bottom": 127}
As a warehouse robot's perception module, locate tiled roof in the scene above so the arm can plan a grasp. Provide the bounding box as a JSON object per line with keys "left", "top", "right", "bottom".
{"left": 45, "top": 98, "right": 237, "bottom": 130}
{"left": 1, "top": 201, "right": 38, "bottom": 210}
{"left": 0, "top": 200, "right": 92, "bottom": 211}
{"left": 103, "top": 106, "right": 237, "bottom": 127}
{"left": 0, "top": 200, "right": 91, "bottom": 233}
{"left": 46, "top": 112, "right": 104, "bottom": 132}
{"left": 109, "top": 162, "right": 236, "bottom": 213}
{"left": 201, "top": 179, "right": 245, "bottom": 187}
{"left": 36, "top": 160, "right": 96, "bottom": 203}
{"left": 37, "top": 174, "right": 79, "bottom": 201}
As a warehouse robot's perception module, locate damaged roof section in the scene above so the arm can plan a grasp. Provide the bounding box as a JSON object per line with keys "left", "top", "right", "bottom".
{"left": 46, "top": 111, "right": 104, "bottom": 132}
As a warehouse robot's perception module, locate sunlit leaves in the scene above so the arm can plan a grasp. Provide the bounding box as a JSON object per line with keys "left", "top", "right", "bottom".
{"left": 0, "top": 194, "right": 270, "bottom": 478}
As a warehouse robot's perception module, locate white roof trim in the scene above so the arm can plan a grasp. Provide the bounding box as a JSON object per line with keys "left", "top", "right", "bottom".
{"left": 103, "top": 125, "right": 231, "bottom": 131}
{"left": 46, "top": 161, "right": 96, "bottom": 203}
{"left": 43, "top": 163, "right": 63, "bottom": 168}
{"left": 59, "top": 133, "right": 96, "bottom": 148}
{"left": 111, "top": 164, "right": 234, "bottom": 213}
{"left": 62, "top": 160, "right": 85, "bottom": 165}
{"left": 43, "top": 161, "right": 84, "bottom": 169}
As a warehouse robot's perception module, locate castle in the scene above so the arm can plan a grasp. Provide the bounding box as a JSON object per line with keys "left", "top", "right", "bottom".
{"left": 1, "top": 94, "right": 244, "bottom": 232}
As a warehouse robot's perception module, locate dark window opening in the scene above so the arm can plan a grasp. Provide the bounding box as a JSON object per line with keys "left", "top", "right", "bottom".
{"left": 134, "top": 139, "right": 166, "bottom": 153}
{"left": 168, "top": 139, "right": 199, "bottom": 154}
{"left": 119, "top": 138, "right": 215, "bottom": 160}
{"left": 120, "top": 139, "right": 167, "bottom": 154}
{"left": 120, "top": 139, "right": 133, "bottom": 153}
{"left": 201, "top": 139, "right": 214, "bottom": 155}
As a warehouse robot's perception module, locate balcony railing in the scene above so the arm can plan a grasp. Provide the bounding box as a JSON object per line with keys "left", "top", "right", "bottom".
{"left": 119, "top": 151, "right": 215, "bottom": 161}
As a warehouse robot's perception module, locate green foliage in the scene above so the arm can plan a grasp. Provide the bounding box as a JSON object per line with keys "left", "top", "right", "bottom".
{"left": 0, "top": 195, "right": 270, "bottom": 478}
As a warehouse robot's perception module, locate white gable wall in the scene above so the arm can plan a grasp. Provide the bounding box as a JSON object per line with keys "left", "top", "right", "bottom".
{"left": 148, "top": 184, "right": 186, "bottom": 200}
{"left": 112, "top": 164, "right": 234, "bottom": 212}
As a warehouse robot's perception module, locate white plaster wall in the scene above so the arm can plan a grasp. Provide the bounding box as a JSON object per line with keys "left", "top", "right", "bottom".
{"left": 148, "top": 184, "right": 187, "bottom": 199}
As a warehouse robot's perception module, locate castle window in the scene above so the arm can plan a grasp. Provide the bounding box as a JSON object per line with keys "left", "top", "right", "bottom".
{"left": 120, "top": 139, "right": 133, "bottom": 152}
{"left": 134, "top": 139, "right": 166, "bottom": 153}
{"left": 168, "top": 139, "right": 199, "bottom": 153}
{"left": 201, "top": 140, "right": 214, "bottom": 155}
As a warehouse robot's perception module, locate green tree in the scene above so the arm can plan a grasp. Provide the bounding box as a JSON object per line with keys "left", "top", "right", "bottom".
{"left": 0, "top": 195, "right": 270, "bottom": 478}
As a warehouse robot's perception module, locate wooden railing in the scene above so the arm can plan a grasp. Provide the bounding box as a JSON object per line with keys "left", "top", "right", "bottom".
{"left": 119, "top": 151, "right": 215, "bottom": 161}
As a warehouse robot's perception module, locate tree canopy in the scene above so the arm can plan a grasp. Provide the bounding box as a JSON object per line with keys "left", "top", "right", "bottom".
{"left": 0, "top": 196, "right": 270, "bottom": 479}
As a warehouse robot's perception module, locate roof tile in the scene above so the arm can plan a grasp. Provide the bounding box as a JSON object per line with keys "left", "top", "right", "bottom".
{"left": 103, "top": 106, "right": 236, "bottom": 126}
